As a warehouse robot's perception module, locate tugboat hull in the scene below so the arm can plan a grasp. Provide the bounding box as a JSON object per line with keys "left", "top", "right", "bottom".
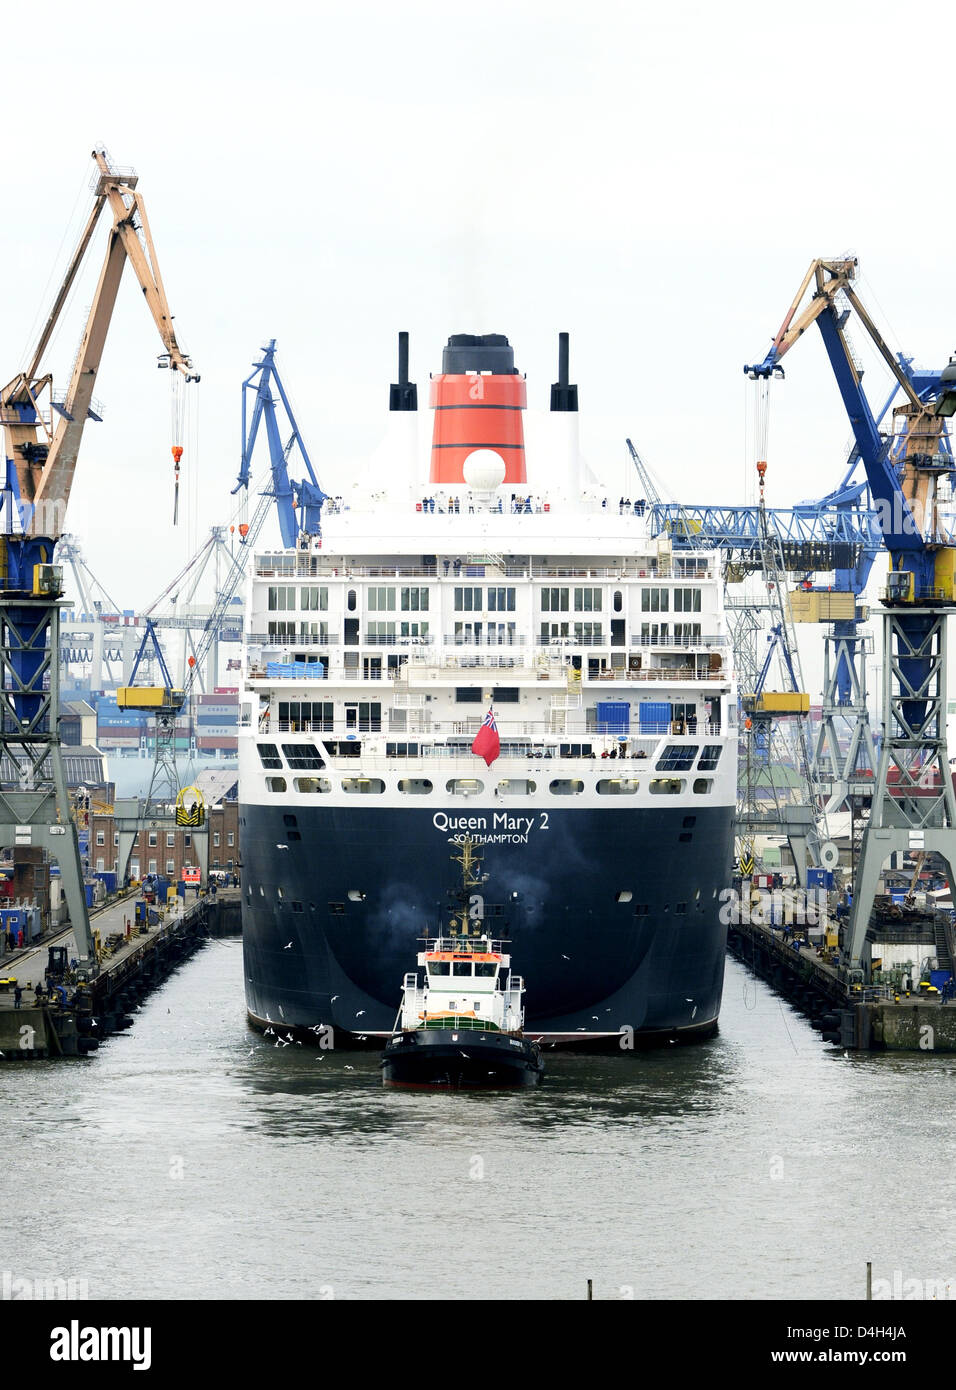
{"left": 382, "top": 1029, "right": 543, "bottom": 1089}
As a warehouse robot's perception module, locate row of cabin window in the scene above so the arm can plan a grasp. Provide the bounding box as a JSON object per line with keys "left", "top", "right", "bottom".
{"left": 260, "top": 736, "right": 720, "bottom": 768}
{"left": 114, "top": 829, "right": 231, "bottom": 848}
{"left": 268, "top": 585, "right": 703, "bottom": 616}
{"left": 266, "top": 619, "right": 711, "bottom": 646}
{"left": 428, "top": 961, "right": 497, "bottom": 977}
{"left": 641, "top": 588, "right": 701, "bottom": 613}
{"left": 262, "top": 775, "right": 714, "bottom": 796}
{"left": 268, "top": 586, "right": 329, "bottom": 611}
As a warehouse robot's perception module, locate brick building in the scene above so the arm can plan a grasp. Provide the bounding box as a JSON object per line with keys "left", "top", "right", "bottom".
{"left": 88, "top": 798, "right": 239, "bottom": 883}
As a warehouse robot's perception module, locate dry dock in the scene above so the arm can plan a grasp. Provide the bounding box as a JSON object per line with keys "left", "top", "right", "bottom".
{"left": 0, "top": 888, "right": 240, "bottom": 1060}
{"left": 727, "top": 911, "right": 956, "bottom": 1052}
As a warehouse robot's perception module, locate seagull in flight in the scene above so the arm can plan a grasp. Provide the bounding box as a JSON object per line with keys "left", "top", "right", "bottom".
{"left": 561, "top": 954, "right": 570, "bottom": 960}
{"left": 276, "top": 844, "right": 289, "bottom": 851}
{"left": 355, "top": 1010, "right": 366, "bottom": 1017}
{"left": 264, "top": 1026, "right": 275, "bottom": 1036}
{"left": 284, "top": 942, "right": 293, "bottom": 950}
{"left": 330, "top": 995, "right": 339, "bottom": 1003}
{"left": 344, "top": 1065, "right": 354, "bottom": 1071}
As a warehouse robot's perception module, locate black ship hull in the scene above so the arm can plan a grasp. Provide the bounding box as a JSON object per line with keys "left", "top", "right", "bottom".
{"left": 381, "top": 1028, "right": 543, "bottom": 1088}
{"left": 240, "top": 801, "right": 735, "bottom": 1046}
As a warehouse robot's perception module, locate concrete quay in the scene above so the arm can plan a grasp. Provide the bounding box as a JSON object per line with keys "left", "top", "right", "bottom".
{"left": 0, "top": 888, "right": 240, "bottom": 1060}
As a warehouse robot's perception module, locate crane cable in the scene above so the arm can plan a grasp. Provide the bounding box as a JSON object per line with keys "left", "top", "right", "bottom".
{"left": 170, "top": 371, "right": 186, "bottom": 525}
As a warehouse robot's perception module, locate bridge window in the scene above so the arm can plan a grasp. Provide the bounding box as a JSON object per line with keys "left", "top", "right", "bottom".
{"left": 281, "top": 743, "right": 325, "bottom": 770}
{"left": 697, "top": 745, "right": 722, "bottom": 770}
{"left": 257, "top": 743, "right": 283, "bottom": 769}
{"left": 657, "top": 744, "right": 699, "bottom": 772}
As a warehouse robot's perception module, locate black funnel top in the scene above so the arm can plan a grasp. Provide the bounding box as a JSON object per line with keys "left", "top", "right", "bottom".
{"left": 442, "top": 334, "right": 517, "bottom": 375}
{"left": 389, "top": 330, "right": 418, "bottom": 411}
{"left": 550, "top": 331, "right": 578, "bottom": 412}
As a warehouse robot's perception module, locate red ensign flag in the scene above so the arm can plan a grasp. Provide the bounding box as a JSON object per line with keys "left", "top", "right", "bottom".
{"left": 471, "top": 708, "right": 500, "bottom": 767}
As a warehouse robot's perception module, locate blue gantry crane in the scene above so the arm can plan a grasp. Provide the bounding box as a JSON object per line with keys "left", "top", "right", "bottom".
{"left": 745, "top": 256, "right": 956, "bottom": 979}
{"left": 129, "top": 341, "right": 328, "bottom": 813}
{"left": 635, "top": 418, "right": 885, "bottom": 842}
{"left": 233, "top": 340, "right": 327, "bottom": 548}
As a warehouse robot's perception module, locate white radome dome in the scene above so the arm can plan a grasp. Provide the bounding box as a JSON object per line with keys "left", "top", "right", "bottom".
{"left": 462, "top": 449, "right": 507, "bottom": 491}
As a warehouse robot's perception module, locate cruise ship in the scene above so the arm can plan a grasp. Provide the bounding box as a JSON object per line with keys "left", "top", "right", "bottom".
{"left": 239, "top": 332, "right": 737, "bottom": 1046}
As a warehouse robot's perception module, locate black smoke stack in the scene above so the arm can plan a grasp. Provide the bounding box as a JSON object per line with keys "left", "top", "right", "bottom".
{"left": 550, "top": 331, "right": 578, "bottom": 411}
{"left": 389, "top": 331, "right": 418, "bottom": 410}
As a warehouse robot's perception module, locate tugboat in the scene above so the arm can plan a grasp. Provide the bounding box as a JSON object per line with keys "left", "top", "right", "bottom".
{"left": 381, "top": 837, "right": 543, "bottom": 1089}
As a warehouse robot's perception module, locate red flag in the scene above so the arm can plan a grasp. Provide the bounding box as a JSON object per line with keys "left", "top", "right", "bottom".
{"left": 471, "top": 708, "right": 500, "bottom": 767}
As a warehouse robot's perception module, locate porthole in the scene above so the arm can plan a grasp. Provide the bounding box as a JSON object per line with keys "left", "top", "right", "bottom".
{"left": 295, "top": 777, "right": 331, "bottom": 793}
{"left": 342, "top": 777, "right": 386, "bottom": 794}
{"left": 398, "top": 779, "right": 433, "bottom": 794}
{"left": 266, "top": 776, "right": 287, "bottom": 793}
{"left": 597, "top": 779, "right": 639, "bottom": 795}
{"left": 446, "top": 778, "right": 484, "bottom": 795}
{"left": 693, "top": 778, "right": 713, "bottom": 794}
{"left": 649, "top": 778, "right": 684, "bottom": 795}
{"left": 549, "top": 779, "right": 584, "bottom": 795}
{"left": 498, "top": 779, "right": 536, "bottom": 794}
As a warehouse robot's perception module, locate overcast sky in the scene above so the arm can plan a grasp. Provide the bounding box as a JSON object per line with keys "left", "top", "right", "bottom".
{"left": 4, "top": 0, "right": 954, "bottom": 696}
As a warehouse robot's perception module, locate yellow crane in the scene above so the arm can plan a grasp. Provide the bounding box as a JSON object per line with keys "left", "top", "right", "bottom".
{"left": 0, "top": 147, "right": 198, "bottom": 535}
